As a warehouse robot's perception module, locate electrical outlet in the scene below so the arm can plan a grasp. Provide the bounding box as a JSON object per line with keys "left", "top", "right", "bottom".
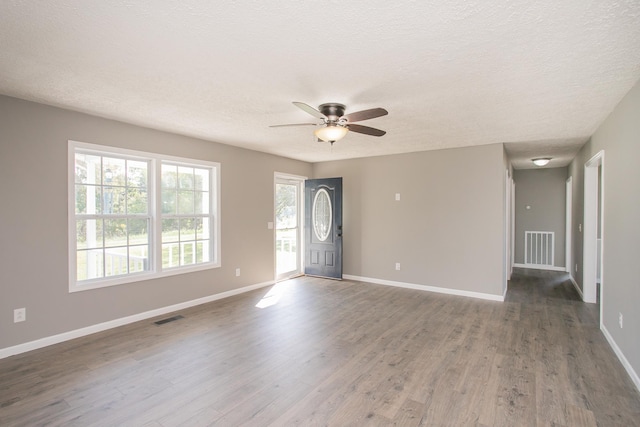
{"left": 14, "top": 308, "right": 26, "bottom": 323}
{"left": 395, "top": 193, "right": 401, "bottom": 201}
{"left": 395, "top": 262, "right": 401, "bottom": 271}
{"left": 619, "top": 312, "right": 623, "bottom": 328}
{"left": 235, "top": 268, "right": 241, "bottom": 277}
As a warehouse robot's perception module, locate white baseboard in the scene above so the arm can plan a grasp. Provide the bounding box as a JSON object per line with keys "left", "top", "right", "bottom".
{"left": 513, "top": 263, "right": 567, "bottom": 272}
{"left": 343, "top": 275, "right": 504, "bottom": 302}
{"left": 601, "top": 325, "right": 640, "bottom": 393}
{"left": 568, "top": 274, "right": 584, "bottom": 300}
{"left": 0, "top": 280, "right": 274, "bottom": 360}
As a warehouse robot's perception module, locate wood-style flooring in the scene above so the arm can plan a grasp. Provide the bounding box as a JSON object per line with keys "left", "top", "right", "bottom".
{"left": 1, "top": 269, "right": 639, "bottom": 426}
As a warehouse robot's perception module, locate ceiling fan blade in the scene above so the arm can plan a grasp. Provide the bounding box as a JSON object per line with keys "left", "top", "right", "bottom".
{"left": 347, "top": 124, "right": 386, "bottom": 137}
{"left": 293, "top": 102, "right": 327, "bottom": 120}
{"left": 343, "top": 107, "right": 388, "bottom": 123}
{"left": 269, "top": 123, "right": 317, "bottom": 128}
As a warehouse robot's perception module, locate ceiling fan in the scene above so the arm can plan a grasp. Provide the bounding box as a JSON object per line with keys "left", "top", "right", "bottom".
{"left": 270, "top": 102, "right": 388, "bottom": 144}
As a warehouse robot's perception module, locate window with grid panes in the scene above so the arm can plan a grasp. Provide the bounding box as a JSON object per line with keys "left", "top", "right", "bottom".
{"left": 160, "top": 164, "right": 213, "bottom": 268}
{"left": 69, "top": 141, "right": 219, "bottom": 292}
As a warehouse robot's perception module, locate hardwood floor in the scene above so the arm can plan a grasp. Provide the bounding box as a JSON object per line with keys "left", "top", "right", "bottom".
{"left": 1, "top": 270, "right": 639, "bottom": 426}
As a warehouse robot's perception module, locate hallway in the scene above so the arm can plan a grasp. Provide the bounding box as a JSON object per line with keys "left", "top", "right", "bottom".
{"left": 503, "top": 268, "right": 639, "bottom": 425}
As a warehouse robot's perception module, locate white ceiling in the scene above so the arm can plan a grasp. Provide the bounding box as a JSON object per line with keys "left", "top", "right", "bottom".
{"left": 1, "top": 1, "right": 639, "bottom": 166}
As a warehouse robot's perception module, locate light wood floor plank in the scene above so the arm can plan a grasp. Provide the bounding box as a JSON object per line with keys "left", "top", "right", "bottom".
{"left": 2, "top": 269, "right": 640, "bottom": 426}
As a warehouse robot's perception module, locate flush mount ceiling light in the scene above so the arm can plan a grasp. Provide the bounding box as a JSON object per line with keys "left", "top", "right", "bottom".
{"left": 532, "top": 158, "right": 551, "bottom": 166}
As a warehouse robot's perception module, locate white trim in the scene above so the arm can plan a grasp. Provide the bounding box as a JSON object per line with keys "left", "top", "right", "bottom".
{"left": 583, "top": 150, "right": 604, "bottom": 306}
{"left": 601, "top": 325, "right": 640, "bottom": 393}
{"left": 343, "top": 275, "right": 504, "bottom": 302}
{"left": 568, "top": 274, "right": 583, "bottom": 299}
{"left": 273, "top": 171, "right": 308, "bottom": 182}
{"left": 511, "top": 180, "right": 515, "bottom": 276}
{"left": 513, "top": 263, "right": 566, "bottom": 272}
{"left": 274, "top": 172, "right": 307, "bottom": 282}
{"left": 0, "top": 280, "right": 274, "bottom": 360}
{"left": 565, "top": 177, "right": 573, "bottom": 273}
{"left": 504, "top": 169, "right": 511, "bottom": 291}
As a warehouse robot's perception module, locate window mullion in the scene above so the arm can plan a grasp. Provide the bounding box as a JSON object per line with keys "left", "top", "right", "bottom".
{"left": 152, "top": 157, "right": 161, "bottom": 273}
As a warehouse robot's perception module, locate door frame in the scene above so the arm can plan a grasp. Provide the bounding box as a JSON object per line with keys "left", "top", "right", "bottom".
{"left": 511, "top": 179, "right": 515, "bottom": 274}
{"left": 583, "top": 151, "right": 604, "bottom": 313}
{"left": 504, "top": 169, "right": 513, "bottom": 290}
{"left": 565, "top": 176, "right": 572, "bottom": 275}
{"left": 304, "top": 177, "right": 343, "bottom": 280}
{"left": 274, "top": 172, "right": 306, "bottom": 282}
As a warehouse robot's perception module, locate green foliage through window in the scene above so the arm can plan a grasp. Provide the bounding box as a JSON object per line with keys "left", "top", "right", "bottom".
{"left": 71, "top": 142, "right": 219, "bottom": 289}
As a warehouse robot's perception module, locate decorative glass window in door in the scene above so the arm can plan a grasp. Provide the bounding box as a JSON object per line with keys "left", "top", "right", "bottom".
{"left": 312, "top": 188, "right": 332, "bottom": 241}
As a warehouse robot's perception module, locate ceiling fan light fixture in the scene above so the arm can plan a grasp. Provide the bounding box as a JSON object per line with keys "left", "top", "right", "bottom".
{"left": 314, "top": 124, "right": 348, "bottom": 143}
{"left": 532, "top": 158, "right": 551, "bottom": 166}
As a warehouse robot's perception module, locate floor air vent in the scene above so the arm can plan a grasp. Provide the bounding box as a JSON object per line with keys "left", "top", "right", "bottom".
{"left": 154, "top": 315, "right": 184, "bottom": 325}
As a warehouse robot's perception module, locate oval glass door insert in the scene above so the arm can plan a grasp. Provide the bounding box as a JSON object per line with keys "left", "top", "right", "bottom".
{"left": 312, "top": 188, "right": 332, "bottom": 241}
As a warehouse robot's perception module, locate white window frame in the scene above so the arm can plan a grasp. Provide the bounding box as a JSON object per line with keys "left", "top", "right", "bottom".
{"left": 68, "top": 140, "right": 221, "bottom": 292}
{"left": 274, "top": 172, "right": 306, "bottom": 281}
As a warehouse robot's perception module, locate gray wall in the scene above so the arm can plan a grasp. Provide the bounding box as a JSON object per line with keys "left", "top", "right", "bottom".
{"left": 513, "top": 167, "right": 567, "bottom": 268}
{"left": 0, "top": 95, "right": 312, "bottom": 350}
{"left": 569, "top": 78, "right": 640, "bottom": 382}
{"left": 313, "top": 143, "right": 506, "bottom": 297}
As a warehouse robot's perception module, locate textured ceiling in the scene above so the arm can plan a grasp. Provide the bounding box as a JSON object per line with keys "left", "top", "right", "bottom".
{"left": 1, "top": 1, "right": 640, "bottom": 165}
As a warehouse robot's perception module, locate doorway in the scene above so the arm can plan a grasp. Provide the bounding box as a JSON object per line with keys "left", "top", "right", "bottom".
{"left": 304, "top": 177, "right": 343, "bottom": 279}
{"left": 504, "top": 169, "right": 514, "bottom": 290}
{"left": 583, "top": 151, "right": 604, "bottom": 309}
{"left": 275, "top": 173, "right": 305, "bottom": 281}
{"left": 565, "top": 177, "right": 572, "bottom": 275}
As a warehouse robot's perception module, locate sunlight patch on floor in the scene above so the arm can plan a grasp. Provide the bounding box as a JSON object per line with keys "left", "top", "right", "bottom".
{"left": 255, "top": 282, "right": 290, "bottom": 308}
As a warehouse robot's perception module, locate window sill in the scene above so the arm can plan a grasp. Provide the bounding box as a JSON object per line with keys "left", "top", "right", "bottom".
{"left": 69, "top": 262, "right": 221, "bottom": 293}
